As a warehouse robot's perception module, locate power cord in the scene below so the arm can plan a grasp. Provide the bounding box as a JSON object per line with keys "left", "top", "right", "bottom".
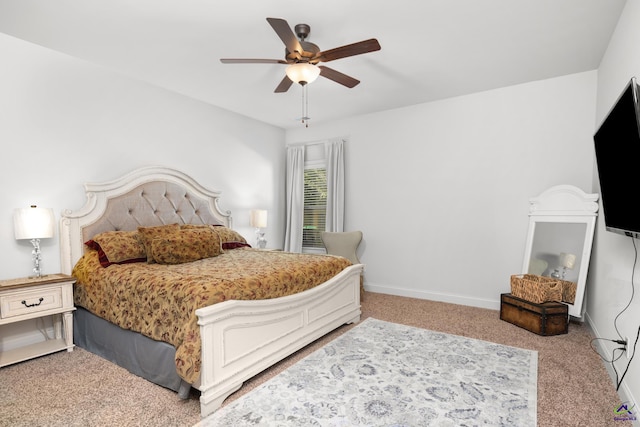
{"left": 590, "top": 337, "right": 626, "bottom": 363}
{"left": 612, "top": 237, "right": 637, "bottom": 340}
{"left": 616, "top": 325, "right": 640, "bottom": 390}
{"left": 36, "top": 316, "right": 53, "bottom": 340}
{"left": 612, "top": 236, "right": 639, "bottom": 391}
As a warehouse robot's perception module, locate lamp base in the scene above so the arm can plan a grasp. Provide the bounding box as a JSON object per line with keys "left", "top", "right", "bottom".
{"left": 257, "top": 232, "right": 267, "bottom": 249}
{"left": 254, "top": 227, "right": 267, "bottom": 249}
{"left": 30, "top": 238, "right": 44, "bottom": 278}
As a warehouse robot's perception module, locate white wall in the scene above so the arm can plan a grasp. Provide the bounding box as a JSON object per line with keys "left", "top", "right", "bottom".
{"left": 588, "top": 0, "right": 640, "bottom": 412}
{"left": 0, "top": 34, "right": 285, "bottom": 348}
{"left": 287, "top": 71, "right": 597, "bottom": 309}
{"left": 0, "top": 33, "right": 286, "bottom": 280}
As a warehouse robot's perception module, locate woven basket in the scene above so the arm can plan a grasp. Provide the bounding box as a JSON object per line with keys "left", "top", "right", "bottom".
{"left": 510, "top": 274, "right": 563, "bottom": 304}
{"left": 559, "top": 280, "right": 577, "bottom": 304}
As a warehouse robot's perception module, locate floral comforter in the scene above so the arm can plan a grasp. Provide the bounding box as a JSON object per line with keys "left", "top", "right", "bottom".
{"left": 72, "top": 248, "right": 351, "bottom": 383}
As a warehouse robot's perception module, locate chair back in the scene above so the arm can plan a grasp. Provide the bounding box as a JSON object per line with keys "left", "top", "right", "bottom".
{"left": 320, "top": 231, "right": 363, "bottom": 264}
{"left": 528, "top": 258, "right": 548, "bottom": 276}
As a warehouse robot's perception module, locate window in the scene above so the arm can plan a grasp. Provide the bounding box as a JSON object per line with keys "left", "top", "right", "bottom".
{"left": 303, "top": 165, "right": 327, "bottom": 249}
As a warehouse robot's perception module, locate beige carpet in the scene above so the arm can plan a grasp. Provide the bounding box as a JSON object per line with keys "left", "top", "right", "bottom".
{"left": 0, "top": 292, "right": 631, "bottom": 427}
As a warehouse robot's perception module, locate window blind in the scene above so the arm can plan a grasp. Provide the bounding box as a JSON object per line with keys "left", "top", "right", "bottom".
{"left": 303, "top": 167, "right": 327, "bottom": 248}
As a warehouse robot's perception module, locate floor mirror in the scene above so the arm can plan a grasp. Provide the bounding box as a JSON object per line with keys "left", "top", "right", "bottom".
{"left": 521, "top": 185, "right": 598, "bottom": 319}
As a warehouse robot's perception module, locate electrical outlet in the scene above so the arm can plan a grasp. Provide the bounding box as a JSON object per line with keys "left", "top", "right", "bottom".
{"left": 625, "top": 337, "right": 631, "bottom": 360}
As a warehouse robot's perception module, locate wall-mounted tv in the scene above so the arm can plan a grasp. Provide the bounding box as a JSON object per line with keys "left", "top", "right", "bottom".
{"left": 593, "top": 77, "right": 640, "bottom": 238}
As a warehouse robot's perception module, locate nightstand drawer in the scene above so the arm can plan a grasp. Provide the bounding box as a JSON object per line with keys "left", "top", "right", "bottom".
{"left": 0, "top": 285, "right": 63, "bottom": 319}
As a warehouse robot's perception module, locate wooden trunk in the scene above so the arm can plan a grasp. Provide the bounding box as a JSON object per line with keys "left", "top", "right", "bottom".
{"left": 500, "top": 293, "right": 568, "bottom": 336}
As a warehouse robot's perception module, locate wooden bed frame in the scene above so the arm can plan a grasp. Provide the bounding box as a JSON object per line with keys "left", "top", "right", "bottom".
{"left": 59, "top": 166, "right": 363, "bottom": 417}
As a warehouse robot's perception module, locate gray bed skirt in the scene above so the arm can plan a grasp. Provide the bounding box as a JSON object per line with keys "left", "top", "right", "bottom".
{"left": 73, "top": 307, "right": 192, "bottom": 398}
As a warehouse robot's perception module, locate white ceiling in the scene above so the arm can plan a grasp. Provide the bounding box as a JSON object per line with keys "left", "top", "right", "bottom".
{"left": 0, "top": 0, "right": 627, "bottom": 129}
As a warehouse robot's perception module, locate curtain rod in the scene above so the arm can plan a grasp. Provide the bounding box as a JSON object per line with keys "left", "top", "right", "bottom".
{"left": 286, "top": 136, "right": 348, "bottom": 148}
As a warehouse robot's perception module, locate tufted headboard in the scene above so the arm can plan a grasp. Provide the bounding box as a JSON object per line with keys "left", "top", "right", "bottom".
{"left": 60, "top": 166, "right": 232, "bottom": 275}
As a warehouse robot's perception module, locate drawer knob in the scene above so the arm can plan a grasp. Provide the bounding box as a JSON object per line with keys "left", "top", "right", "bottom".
{"left": 21, "top": 297, "right": 44, "bottom": 308}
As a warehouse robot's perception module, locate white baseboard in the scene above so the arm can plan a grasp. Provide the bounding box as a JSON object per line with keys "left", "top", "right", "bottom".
{"left": 363, "top": 282, "right": 501, "bottom": 311}
{"left": 0, "top": 322, "right": 54, "bottom": 352}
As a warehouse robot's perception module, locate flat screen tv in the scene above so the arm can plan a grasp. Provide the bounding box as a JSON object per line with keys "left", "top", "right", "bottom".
{"left": 594, "top": 77, "right": 640, "bottom": 238}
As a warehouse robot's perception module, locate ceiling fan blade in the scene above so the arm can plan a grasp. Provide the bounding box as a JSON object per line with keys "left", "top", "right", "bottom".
{"left": 318, "top": 66, "right": 360, "bottom": 88}
{"left": 313, "top": 39, "right": 381, "bottom": 63}
{"left": 266, "top": 18, "right": 303, "bottom": 55}
{"left": 274, "top": 75, "right": 294, "bottom": 93}
{"left": 220, "top": 58, "right": 288, "bottom": 64}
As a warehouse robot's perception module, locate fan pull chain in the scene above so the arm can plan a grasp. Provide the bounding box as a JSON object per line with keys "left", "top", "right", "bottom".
{"left": 301, "top": 84, "right": 310, "bottom": 128}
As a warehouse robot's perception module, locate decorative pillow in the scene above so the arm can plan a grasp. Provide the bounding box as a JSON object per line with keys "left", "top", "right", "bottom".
{"left": 211, "top": 225, "right": 251, "bottom": 249}
{"left": 138, "top": 224, "right": 181, "bottom": 262}
{"left": 150, "top": 227, "right": 222, "bottom": 264}
{"left": 181, "top": 224, "right": 225, "bottom": 251}
{"left": 85, "top": 230, "right": 147, "bottom": 268}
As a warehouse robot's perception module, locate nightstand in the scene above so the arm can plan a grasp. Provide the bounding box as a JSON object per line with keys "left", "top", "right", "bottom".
{"left": 0, "top": 274, "right": 76, "bottom": 367}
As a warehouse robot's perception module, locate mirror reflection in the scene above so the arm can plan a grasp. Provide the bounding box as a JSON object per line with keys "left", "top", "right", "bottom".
{"left": 527, "top": 222, "right": 586, "bottom": 283}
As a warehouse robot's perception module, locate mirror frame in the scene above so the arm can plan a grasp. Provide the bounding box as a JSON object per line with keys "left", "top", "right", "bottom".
{"left": 521, "top": 185, "right": 598, "bottom": 319}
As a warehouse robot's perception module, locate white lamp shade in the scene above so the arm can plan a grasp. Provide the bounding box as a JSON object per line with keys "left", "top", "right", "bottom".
{"left": 250, "top": 209, "right": 268, "bottom": 228}
{"left": 285, "top": 63, "right": 321, "bottom": 85}
{"left": 561, "top": 253, "right": 576, "bottom": 269}
{"left": 14, "top": 206, "right": 55, "bottom": 240}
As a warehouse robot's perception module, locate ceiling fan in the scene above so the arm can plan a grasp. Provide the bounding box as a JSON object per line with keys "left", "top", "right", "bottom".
{"left": 220, "top": 17, "right": 381, "bottom": 93}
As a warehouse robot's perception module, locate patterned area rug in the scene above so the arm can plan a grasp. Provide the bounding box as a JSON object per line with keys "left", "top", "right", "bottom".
{"left": 196, "top": 318, "right": 537, "bottom": 426}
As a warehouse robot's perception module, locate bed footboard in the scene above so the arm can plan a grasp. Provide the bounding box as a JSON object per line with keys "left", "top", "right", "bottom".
{"left": 194, "top": 263, "right": 363, "bottom": 417}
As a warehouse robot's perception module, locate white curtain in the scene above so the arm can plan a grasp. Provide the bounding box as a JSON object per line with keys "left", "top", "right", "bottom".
{"left": 325, "top": 138, "right": 345, "bottom": 232}
{"left": 284, "top": 145, "right": 305, "bottom": 252}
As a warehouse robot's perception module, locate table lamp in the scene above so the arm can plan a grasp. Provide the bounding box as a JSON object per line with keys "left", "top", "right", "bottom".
{"left": 14, "top": 205, "right": 55, "bottom": 277}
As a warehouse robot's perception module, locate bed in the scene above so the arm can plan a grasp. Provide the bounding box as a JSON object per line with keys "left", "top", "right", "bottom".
{"left": 59, "top": 166, "right": 363, "bottom": 417}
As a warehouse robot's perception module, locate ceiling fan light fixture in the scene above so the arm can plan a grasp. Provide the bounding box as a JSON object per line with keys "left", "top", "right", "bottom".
{"left": 286, "top": 63, "right": 320, "bottom": 85}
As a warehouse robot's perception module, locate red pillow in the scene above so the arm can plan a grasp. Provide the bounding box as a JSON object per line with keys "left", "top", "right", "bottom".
{"left": 85, "top": 239, "right": 147, "bottom": 268}
{"left": 84, "top": 230, "right": 147, "bottom": 268}
{"left": 211, "top": 225, "right": 252, "bottom": 249}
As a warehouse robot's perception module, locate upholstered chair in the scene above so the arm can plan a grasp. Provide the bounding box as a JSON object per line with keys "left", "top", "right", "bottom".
{"left": 320, "top": 231, "right": 363, "bottom": 264}
{"left": 321, "top": 231, "right": 364, "bottom": 299}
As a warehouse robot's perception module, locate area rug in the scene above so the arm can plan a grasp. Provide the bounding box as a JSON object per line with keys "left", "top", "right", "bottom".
{"left": 196, "top": 318, "right": 537, "bottom": 426}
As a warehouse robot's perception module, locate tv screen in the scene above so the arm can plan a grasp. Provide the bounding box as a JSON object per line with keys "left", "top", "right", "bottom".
{"left": 593, "top": 77, "right": 640, "bottom": 238}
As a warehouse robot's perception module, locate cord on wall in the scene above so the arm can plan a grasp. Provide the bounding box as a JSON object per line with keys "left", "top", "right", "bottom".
{"left": 589, "top": 235, "right": 639, "bottom": 392}
{"left": 615, "top": 325, "right": 640, "bottom": 391}
{"left": 612, "top": 236, "right": 639, "bottom": 391}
